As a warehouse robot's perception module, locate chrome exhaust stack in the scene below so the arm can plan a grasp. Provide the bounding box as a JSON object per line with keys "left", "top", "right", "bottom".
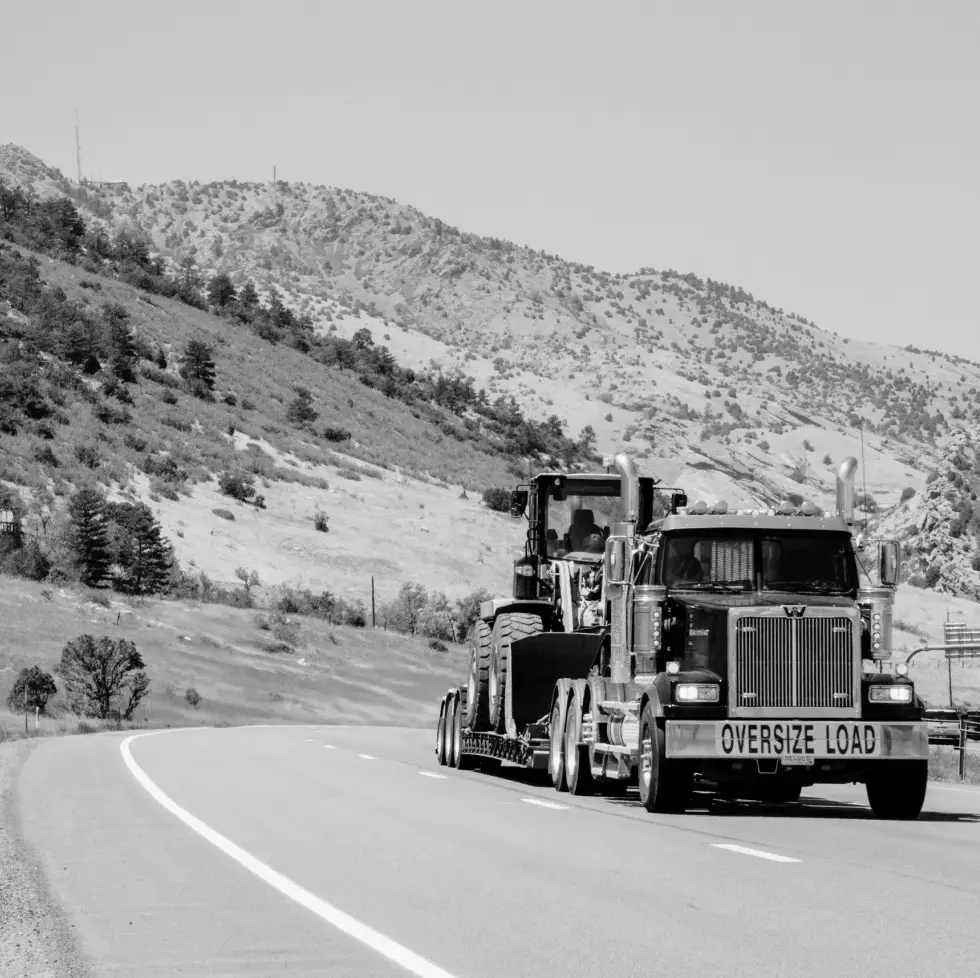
{"left": 836, "top": 457, "right": 858, "bottom": 523}
{"left": 614, "top": 452, "right": 640, "bottom": 530}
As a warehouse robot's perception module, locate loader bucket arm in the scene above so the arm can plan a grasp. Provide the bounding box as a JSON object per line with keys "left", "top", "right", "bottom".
{"left": 505, "top": 633, "right": 605, "bottom": 736}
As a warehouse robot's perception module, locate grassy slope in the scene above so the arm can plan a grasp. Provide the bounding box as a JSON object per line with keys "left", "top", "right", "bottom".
{"left": 0, "top": 575, "right": 467, "bottom": 740}
{"left": 2, "top": 245, "right": 527, "bottom": 603}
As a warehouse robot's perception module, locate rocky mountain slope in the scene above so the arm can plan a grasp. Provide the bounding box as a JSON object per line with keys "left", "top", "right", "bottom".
{"left": 3, "top": 143, "right": 980, "bottom": 600}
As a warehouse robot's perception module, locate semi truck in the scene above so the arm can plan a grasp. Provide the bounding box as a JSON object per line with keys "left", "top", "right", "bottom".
{"left": 435, "top": 453, "right": 930, "bottom": 819}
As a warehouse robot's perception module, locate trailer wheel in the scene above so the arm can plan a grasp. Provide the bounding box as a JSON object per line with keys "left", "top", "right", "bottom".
{"left": 866, "top": 760, "right": 928, "bottom": 820}
{"left": 436, "top": 697, "right": 449, "bottom": 766}
{"left": 564, "top": 694, "right": 595, "bottom": 796}
{"left": 465, "top": 620, "right": 493, "bottom": 731}
{"left": 638, "top": 701, "right": 691, "bottom": 814}
{"left": 449, "top": 695, "right": 476, "bottom": 771}
{"left": 489, "top": 613, "right": 544, "bottom": 733}
{"left": 446, "top": 696, "right": 459, "bottom": 769}
{"left": 549, "top": 698, "right": 567, "bottom": 792}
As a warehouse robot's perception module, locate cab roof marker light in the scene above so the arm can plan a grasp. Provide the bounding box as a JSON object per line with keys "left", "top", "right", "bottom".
{"left": 713, "top": 500, "right": 729, "bottom": 515}
{"left": 666, "top": 660, "right": 681, "bottom": 675}
{"left": 778, "top": 500, "right": 795, "bottom": 515}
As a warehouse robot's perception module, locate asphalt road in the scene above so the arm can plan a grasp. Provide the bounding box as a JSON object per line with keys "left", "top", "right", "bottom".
{"left": 16, "top": 724, "right": 980, "bottom": 978}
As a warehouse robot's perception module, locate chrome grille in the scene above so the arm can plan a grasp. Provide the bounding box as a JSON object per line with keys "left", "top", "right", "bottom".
{"left": 732, "top": 613, "right": 857, "bottom": 716}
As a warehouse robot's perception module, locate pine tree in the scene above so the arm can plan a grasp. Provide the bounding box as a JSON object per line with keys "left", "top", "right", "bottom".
{"left": 107, "top": 502, "right": 173, "bottom": 595}
{"left": 104, "top": 303, "right": 137, "bottom": 383}
{"left": 179, "top": 338, "right": 216, "bottom": 399}
{"left": 67, "top": 488, "right": 111, "bottom": 586}
{"left": 239, "top": 280, "right": 259, "bottom": 309}
{"left": 207, "top": 272, "right": 236, "bottom": 308}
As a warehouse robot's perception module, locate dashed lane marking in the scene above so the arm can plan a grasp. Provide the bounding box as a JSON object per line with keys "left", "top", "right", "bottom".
{"left": 120, "top": 734, "right": 458, "bottom": 978}
{"left": 358, "top": 754, "right": 377, "bottom": 760}
{"left": 323, "top": 745, "right": 336, "bottom": 750}
{"left": 520, "top": 798, "right": 568, "bottom": 811}
{"left": 711, "top": 843, "right": 800, "bottom": 863}
{"left": 418, "top": 772, "right": 448, "bottom": 780}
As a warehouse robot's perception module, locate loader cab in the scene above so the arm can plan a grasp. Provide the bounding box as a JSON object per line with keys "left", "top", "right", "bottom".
{"left": 516, "top": 473, "right": 657, "bottom": 560}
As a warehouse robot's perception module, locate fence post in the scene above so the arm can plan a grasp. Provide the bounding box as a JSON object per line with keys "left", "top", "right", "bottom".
{"left": 959, "top": 715, "right": 967, "bottom": 781}
{"left": 948, "top": 653, "right": 954, "bottom": 707}
{"left": 371, "top": 576, "right": 376, "bottom": 628}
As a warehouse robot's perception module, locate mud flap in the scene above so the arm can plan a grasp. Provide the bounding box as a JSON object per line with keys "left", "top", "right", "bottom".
{"left": 505, "top": 633, "right": 604, "bottom": 736}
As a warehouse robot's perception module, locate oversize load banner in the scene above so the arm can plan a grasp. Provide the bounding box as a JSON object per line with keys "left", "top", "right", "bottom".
{"left": 663, "top": 720, "right": 929, "bottom": 760}
{"left": 717, "top": 721, "right": 880, "bottom": 758}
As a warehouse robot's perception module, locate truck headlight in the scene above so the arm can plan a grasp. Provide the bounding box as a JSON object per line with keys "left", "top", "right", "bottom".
{"left": 869, "top": 684, "right": 913, "bottom": 704}
{"left": 675, "top": 683, "right": 720, "bottom": 703}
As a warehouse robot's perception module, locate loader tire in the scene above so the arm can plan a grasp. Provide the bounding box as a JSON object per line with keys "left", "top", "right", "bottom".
{"left": 465, "top": 620, "right": 493, "bottom": 731}
{"left": 489, "top": 613, "right": 544, "bottom": 733}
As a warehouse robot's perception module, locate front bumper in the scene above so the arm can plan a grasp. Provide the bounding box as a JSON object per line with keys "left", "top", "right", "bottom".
{"left": 665, "top": 719, "right": 929, "bottom": 760}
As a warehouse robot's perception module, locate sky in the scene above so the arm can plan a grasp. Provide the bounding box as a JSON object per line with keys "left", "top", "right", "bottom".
{"left": 2, "top": 0, "right": 977, "bottom": 358}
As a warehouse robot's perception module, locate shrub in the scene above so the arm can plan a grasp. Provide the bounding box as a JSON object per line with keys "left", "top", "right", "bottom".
{"left": 323, "top": 426, "right": 351, "bottom": 443}
{"left": 822, "top": 454, "right": 833, "bottom": 466}
{"left": 924, "top": 564, "right": 942, "bottom": 588}
{"left": 482, "top": 487, "right": 511, "bottom": 513}
{"left": 900, "top": 487, "right": 915, "bottom": 503}
{"left": 758, "top": 440, "right": 770, "bottom": 452}
{"left": 1, "top": 539, "right": 51, "bottom": 581}
{"left": 5, "top": 665, "right": 58, "bottom": 714}
{"left": 161, "top": 389, "right": 179, "bottom": 405}
{"left": 428, "top": 639, "right": 448, "bottom": 652}
{"left": 314, "top": 511, "right": 329, "bottom": 532}
{"left": 212, "top": 508, "right": 235, "bottom": 521}
{"left": 218, "top": 470, "right": 256, "bottom": 502}
{"left": 184, "top": 687, "right": 201, "bottom": 708}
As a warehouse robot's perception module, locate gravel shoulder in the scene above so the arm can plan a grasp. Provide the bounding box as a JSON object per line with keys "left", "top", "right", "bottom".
{"left": 0, "top": 740, "right": 90, "bottom": 978}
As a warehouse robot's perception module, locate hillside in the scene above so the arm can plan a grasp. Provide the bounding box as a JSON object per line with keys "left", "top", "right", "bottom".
{"left": 5, "top": 143, "right": 980, "bottom": 517}
{"left": 4, "top": 143, "right": 980, "bottom": 607}
{"left": 0, "top": 238, "right": 528, "bottom": 604}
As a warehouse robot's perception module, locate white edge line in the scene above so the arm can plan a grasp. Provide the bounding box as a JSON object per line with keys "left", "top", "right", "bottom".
{"left": 119, "top": 734, "right": 457, "bottom": 978}
{"left": 520, "top": 798, "right": 568, "bottom": 810}
{"left": 711, "top": 843, "right": 800, "bottom": 864}
{"left": 418, "top": 772, "right": 448, "bottom": 779}
{"left": 358, "top": 754, "right": 377, "bottom": 760}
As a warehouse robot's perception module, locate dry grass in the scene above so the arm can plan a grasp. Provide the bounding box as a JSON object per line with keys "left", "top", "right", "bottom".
{"left": 0, "top": 575, "right": 467, "bottom": 742}
{"left": 929, "top": 745, "right": 980, "bottom": 785}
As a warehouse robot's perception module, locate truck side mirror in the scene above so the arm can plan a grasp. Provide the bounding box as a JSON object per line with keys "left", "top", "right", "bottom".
{"left": 509, "top": 490, "right": 528, "bottom": 519}
{"left": 879, "top": 540, "right": 900, "bottom": 587}
{"left": 605, "top": 536, "right": 629, "bottom": 585}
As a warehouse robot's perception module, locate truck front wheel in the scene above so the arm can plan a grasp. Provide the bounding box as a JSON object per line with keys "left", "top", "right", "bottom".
{"left": 638, "top": 701, "right": 692, "bottom": 814}
{"left": 865, "top": 760, "right": 928, "bottom": 820}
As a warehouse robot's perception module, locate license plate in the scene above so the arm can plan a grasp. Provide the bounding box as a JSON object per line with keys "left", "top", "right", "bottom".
{"left": 781, "top": 755, "right": 815, "bottom": 767}
{"left": 715, "top": 721, "right": 883, "bottom": 759}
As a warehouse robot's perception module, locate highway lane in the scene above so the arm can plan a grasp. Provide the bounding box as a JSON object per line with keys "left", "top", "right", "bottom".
{"left": 17, "top": 724, "right": 980, "bottom": 978}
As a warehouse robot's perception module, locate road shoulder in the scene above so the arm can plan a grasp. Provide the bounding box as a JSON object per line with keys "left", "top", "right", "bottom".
{"left": 0, "top": 739, "right": 90, "bottom": 978}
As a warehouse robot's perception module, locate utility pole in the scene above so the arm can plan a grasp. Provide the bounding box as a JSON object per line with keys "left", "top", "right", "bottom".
{"left": 75, "top": 108, "right": 82, "bottom": 184}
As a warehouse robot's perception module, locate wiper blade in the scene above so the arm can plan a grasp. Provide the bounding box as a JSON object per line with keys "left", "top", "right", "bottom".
{"left": 672, "top": 582, "right": 745, "bottom": 593}
{"left": 767, "top": 580, "right": 845, "bottom": 594}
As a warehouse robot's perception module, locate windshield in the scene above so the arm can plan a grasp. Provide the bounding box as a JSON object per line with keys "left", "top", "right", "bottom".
{"left": 660, "top": 531, "right": 857, "bottom": 593}
{"left": 545, "top": 482, "right": 625, "bottom": 557}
